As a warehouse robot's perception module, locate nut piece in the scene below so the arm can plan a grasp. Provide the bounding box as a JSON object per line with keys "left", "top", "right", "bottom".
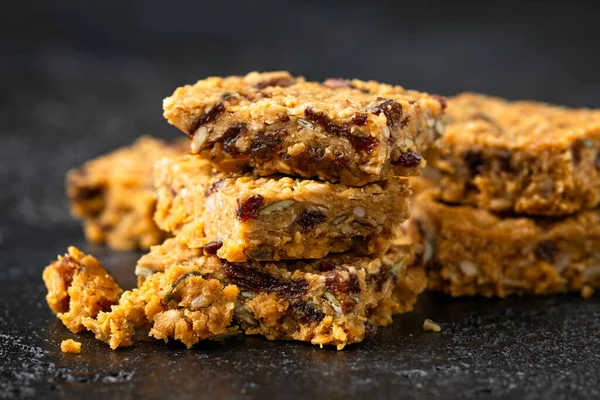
{"left": 258, "top": 200, "right": 297, "bottom": 216}
{"left": 581, "top": 285, "right": 594, "bottom": 299}
{"left": 190, "top": 126, "right": 209, "bottom": 153}
{"left": 61, "top": 339, "right": 82, "bottom": 354}
{"left": 353, "top": 206, "right": 366, "bottom": 218}
{"left": 423, "top": 319, "right": 441, "bottom": 332}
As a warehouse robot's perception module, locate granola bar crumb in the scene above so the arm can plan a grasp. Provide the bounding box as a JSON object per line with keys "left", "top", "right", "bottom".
{"left": 60, "top": 339, "right": 81, "bottom": 354}
{"left": 423, "top": 319, "right": 441, "bottom": 332}
{"left": 581, "top": 285, "right": 594, "bottom": 299}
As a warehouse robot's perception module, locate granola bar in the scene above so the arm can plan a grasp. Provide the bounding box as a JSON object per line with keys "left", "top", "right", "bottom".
{"left": 411, "top": 190, "right": 600, "bottom": 297}
{"left": 435, "top": 92, "right": 600, "bottom": 216}
{"left": 163, "top": 71, "right": 445, "bottom": 186}
{"left": 43, "top": 247, "right": 239, "bottom": 349}
{"left": 66, "top": 136, "right": 187, "bottom": 250}
{"left": 136, "top": 238, "right": 426, "bottom": 349}
{"left": 154, "top": 155, "right": 411, "bottom": 262}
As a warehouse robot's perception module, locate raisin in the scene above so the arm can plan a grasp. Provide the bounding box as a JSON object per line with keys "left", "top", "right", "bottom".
{"left": 463, "top": 149, "right": 486, "bottom": 175}
{"left": 392, "top": 150, "right": 422, "bottom": 167}
{"left": 348, "top": 135, "right": 379, "bottom": 153}
{"left": 205, "top": 178, "right": 226, "bottom": 196}
{"left": 203, "top": 241, "right": 223, "bottom": 255}
{"left": 373, "top": 99, "right": 403, "bottom": 128}
{"left": 373, "top": 265, "right": 390, "bottom": 291}
{"left": 341, "top": 298, "right": 357, "bottom": 313}
{"left": 325, "top": 272, "right": 347, "bottom": 295}
{"left": 221, "top": 123, "right": 247, "bottom": 155}
{"left": 295, "top": 210, "right": 326, "bottom": 232}
{"left": 224, "top": 263, "right": 308, "bottom": 298}
{"left": 250, "top": 130, "right": 284, "bottom": 160}
{"left": 304, "top": 107, "right": 348, "bottom": 136}
{"left": 348, "top": 273, "right": 361, "bottom": 293}
{"left": 432, "top": 94, "right": 447, "bottom": 110}
{"left": 292, "top": 302, "right": 325, "bottom": 323}
{"left": 236, "top": 194, "right": 264, "bottom": 222}
{"left": 363, "top": 321, "right": 378, "bottom": 339}
{"left": 571, "top": 140, "right": 583, "bottom": 165}
{"left": 596, "top": 151, "right": 600, "bottom": 170}
{"left": 351, "top": 113, "right": 368, "bottom": 126}
{"left": 253, "top": 77, "right": 294, "bottom": 89}
{"left": 323, "top": 78, "right": 357, "bottom": 89}
{"left": 399, "top": 116, "right": 410, "bottom": 129}
{"left": 535, "top": 240, "right": 557, "bottom": 262}
{"left": 293, "top": 146, "right": 325, "bottom": 166}
{"left": 188, "top": 103, "right": 225, "bottom": 136}
{"left": 325, "top": 271, "right": 361, "bottom": 295}
{"left": 320, "top": 259, "right": 341, "bottom": 271}
{"left": 304, "top": 107, "right": 378, "bottom": 153}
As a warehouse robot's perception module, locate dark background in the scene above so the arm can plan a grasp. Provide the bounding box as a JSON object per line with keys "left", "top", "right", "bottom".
{"left": 2, "top": 1, "right": 600, "bottom": 399}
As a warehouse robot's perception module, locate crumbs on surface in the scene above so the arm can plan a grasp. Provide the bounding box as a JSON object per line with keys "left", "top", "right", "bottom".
{"left": 581, "top": 285, "right": 594, "bottom": 299}
{"left": 423, "top": 319, "right": 441, "bottom": 332}
{"left": 61, "top": 339, "right": 82, "bottom": 354}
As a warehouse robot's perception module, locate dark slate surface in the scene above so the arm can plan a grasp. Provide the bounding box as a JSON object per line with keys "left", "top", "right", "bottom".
{"left": 2, "top": 1, "right": 600, "bottom": 398}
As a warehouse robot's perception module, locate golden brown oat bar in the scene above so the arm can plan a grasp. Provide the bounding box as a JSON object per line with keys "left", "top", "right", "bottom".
{"left": 163, "top": 71, "right": 445, "bottom": 186}
{"left": 411, "top": 191, "right": 600, "bottom": 297}
{"left": 66, "top": 136, "right": 187, "bottom": 250}
{"left": 43, "top": 247, "right": 239, "bottom": 349}
{"left": 136, "top": 238, "right": 426, "bottom": 350}
{"left": 436, "top": 92, "right": 600, "bottom": 216}
{"left": 154, "top": 155, "right": 411, "bottom": 262}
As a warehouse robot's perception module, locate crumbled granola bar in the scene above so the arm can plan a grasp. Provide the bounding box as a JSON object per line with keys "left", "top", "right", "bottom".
{"left": 411, "top": 190, "right": 600, "bottom": 297}
{"left": 163, "top": 71, "right": 445, "bottom": 186}
{"left": 43, "top": 246, "right": 239, "bottom": 349}
{"left": 66, "top": 136, "right": 187, "bottom": 250}
{"left": 43, "top": 247, "right": 123, "bottom": 332}
{"left": 60, "top": 339, "right": 81, "bottom": 354}
{"left": 154, "top": 155, "right": 411, "bottom": 262}
{"left": 435, "top": 93, "right": 600, "bottom": 215}
{"left": 136, "top": 238, "right": 427, "bottom": 349}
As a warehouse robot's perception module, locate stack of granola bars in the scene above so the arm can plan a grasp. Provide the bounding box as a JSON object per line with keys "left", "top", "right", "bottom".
{"left": 46, "top": 71, "right": 446, "bottom": 350}
{"left": 411, "top": 93, "right": 600, "bottom": 298}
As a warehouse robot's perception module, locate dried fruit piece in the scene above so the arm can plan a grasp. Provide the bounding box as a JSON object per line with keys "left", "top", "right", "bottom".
{"left": 188, "top": 103, "right": 225, "bottom": 136}
{"left": 236, "top": 195, "right": 264, "bottom": 222}
{"left": 221, "top": 123, "right": 247, "bottom": 155}
{"left": 224, "top": 262, "right": 308, "bottom": 298}
{"left": 463, "top": 149, "right": 486, "bottom": 175}
{"left": 250, "top": 131, "right": 284, "bottom": 159}
{"left": 373, "top": 99, "right": 403, "bottom": 128}
{"left": 393, "top": 150, "right": 422, "bottom": 167}
{"left": 203, "top": 241, "right": 223, "bottom": 255}
{"left": 295, "top": 210, "right": 326, "bottom": 232}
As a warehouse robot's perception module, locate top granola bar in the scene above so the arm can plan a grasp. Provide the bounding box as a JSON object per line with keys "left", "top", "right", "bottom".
{"left": 435, "top": 93, "right": 600, "bottom": 215}
{"left": 163, "top": 71, "right": 445, "bottom": 186}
